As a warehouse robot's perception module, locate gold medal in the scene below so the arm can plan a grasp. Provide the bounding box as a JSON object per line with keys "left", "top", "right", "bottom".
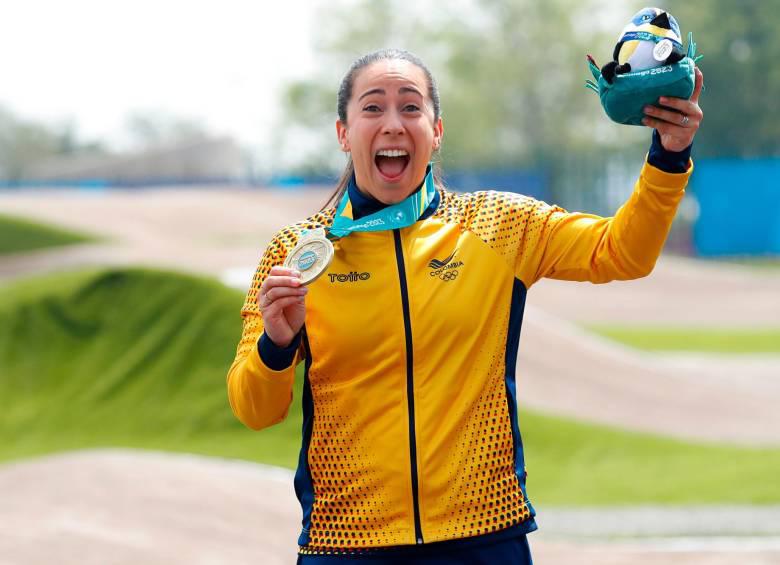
{"left": 283, "top": 228, "right": 335, "bottom": 285}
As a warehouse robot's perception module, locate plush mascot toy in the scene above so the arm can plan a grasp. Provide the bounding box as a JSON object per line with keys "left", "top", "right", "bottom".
{"left": 586, "top": 7, "right": 701, "bottom": 125}
{"left": 602, "top": 7, "right": 685, "bottom": 83}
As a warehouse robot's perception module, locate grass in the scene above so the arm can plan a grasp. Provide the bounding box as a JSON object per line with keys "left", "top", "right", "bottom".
{"left": 1, "top": 267, "right": 779, "bottom": 505}
{"left": 0, "top": 212, "right": 95, "bottom": 255}
{"left": 585, "top": 325, "right": 780, "bottom": 354}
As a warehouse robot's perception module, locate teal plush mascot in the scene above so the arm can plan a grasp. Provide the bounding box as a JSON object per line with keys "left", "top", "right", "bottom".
{"left": 586, "top": 7, "right": 702, "bottom": 126}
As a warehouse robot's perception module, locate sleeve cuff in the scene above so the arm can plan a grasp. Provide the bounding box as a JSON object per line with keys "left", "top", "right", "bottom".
{"left": 647, "top": 129, "right": 692, "bottom": 174}
{"left": 258, "top": 332, "right": 301, "bottom": 371}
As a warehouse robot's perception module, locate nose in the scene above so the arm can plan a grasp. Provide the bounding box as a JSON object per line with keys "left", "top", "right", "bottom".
{"left": 381, "top": 108, "right": 404, "bottom": 136}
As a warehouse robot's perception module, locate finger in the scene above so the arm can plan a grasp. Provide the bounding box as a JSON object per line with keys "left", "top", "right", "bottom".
{"left": 641, "top": 117, "right": 688, "bottom": 138}
{"left": 641, "top": 116, "right": 681, "bottom": 131}
{"left": 690, "top": 67, "right": 704, "bottom": 104}
{"left": 265, "top": 286, "right": 308, "bottom": 303}
{"left": 651, "top": 107, "right": 701, "bottom": 132}
{"left": 265, "top": 295, "right": 305, "bottom": 313}
{"left": 655, "top": 95, "right": 693, "bottom": 113}
{"left": 262, "top": 275, "right": 304, "bottom": 291}
{"left": 644, "top": 105, "right": 689, "bottom": 126}
{"left": 269, "top": 266, "right": 302, "bottom": 278}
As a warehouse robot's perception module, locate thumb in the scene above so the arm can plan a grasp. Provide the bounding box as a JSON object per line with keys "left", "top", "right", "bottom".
{"left": 690, "top": 67, "right": 704, "bottom": 104}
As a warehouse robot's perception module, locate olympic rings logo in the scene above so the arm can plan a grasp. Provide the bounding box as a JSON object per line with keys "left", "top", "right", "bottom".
{"left": 440, "top": 270, "right": 459, "bottom": 282}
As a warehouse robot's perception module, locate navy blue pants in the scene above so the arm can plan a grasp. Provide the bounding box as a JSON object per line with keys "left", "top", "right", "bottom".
{"left": 296, "top": 534, "right": 533, "bottom": 564}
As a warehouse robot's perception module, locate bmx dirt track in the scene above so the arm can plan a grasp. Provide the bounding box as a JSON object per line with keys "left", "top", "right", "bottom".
{"left": 2, "top": 450, "right": 779, "bottom": 565}
{"left": 1, "top": 187, "right": 779, "bottom": 564}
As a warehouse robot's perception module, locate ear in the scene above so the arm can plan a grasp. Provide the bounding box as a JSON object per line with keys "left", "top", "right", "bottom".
{"left": 432, "top": 116, "right": 444, "bottom": 151}
{"left": 336, "top": 120, "right": 350, "bottom": 153}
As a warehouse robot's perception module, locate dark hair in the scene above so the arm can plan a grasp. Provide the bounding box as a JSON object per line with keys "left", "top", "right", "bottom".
{"left": 321, "top": 48, "right": 444, "bottom": 210}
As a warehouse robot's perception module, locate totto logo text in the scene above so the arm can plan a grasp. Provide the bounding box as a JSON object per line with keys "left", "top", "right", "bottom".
{"left": 328, "top": 271, "right": 371, "bottom": 283}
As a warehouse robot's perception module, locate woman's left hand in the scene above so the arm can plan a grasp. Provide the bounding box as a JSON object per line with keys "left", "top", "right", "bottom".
{"left": 642, "top": 66, "right": 704, "bottom": 152}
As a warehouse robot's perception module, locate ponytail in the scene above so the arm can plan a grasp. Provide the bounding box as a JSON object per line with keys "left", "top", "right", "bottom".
{"left": 321, "top": 157, "right": 353, "bottom": 211}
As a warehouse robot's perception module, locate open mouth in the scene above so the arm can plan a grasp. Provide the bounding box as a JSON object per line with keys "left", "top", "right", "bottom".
{"left": 374, "top": 149, "right": 410, "bottom": 181}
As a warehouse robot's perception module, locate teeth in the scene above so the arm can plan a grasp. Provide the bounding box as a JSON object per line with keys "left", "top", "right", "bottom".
{"left": 376, "top": 149, "right": 408, "bottom": 158}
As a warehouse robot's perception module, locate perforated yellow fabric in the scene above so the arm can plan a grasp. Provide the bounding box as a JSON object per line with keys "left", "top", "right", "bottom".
{"left": 435, "top": 158, "right": 690, "bottom": 288}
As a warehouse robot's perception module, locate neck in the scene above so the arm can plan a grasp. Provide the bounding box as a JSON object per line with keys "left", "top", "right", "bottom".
{"left": 328, "top": 164, "right": 441, "bottom": 238}
{"left": 348, "top": 178, "right": 425, "bottom": 220}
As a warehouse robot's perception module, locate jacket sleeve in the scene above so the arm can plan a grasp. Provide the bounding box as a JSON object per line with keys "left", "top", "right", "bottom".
{"left": 226, "top": 233, "right": 303, "bottom": 431}
{"left": 515, "top": 159, "right": 692, "bottom": 286}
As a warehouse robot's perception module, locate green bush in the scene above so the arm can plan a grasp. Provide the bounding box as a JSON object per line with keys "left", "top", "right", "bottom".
{"left": 0, "top": 213, "right": 94, "bottom": 255}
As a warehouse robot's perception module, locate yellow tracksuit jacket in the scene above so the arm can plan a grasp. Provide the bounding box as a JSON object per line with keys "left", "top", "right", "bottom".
{"left": 227, "top": 160, "right": 691, "bottom": 554}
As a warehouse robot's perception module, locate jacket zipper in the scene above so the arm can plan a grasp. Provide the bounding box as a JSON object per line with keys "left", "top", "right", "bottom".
{"left": 392, "top": 228, "right": 424, "bottom": 545}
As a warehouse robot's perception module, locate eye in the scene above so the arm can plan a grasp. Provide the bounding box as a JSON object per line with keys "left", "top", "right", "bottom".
{"left": 363, "top": 104, "right": 381, "bottom": 112}
{"left": 403, "top": 104, "right": 420, "bottom": 112}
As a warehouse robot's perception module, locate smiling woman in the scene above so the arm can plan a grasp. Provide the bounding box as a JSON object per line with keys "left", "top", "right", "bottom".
{"left": 329, "top": 50, "right": 443, "bottom": 207}
{"left": 225, "top": 48, "right": 704, "bottom": 564}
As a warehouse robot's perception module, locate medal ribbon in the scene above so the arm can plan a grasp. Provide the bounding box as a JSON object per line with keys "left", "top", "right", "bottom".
{"left": 620, "top": 31, "right": 683, "bottom": 52}
{"left": 328, "top": 163, "right": 436, "bottom": 239}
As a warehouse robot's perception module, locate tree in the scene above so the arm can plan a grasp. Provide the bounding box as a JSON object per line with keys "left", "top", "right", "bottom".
{"left": 124, "top": 111, "right": 208, "bottom": 150}
{"left": 0, "top": 107, "right": 109, "bottom": 182}
{"left": 433, "top": 0, "right": 620, "bottom": 167}
{"left": 276, "top": 0, "right": 619, "bottom": 174}
{"left": 271, "top": 0, "right": 435, "bottom": 173}
{"left": 664, "top": 0, "right": 780, "bottom": 157}
{"left": 0, "top": 108, "right": 60, "bottom": 181}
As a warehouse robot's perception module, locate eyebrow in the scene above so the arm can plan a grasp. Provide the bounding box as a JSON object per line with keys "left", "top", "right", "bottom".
{"left": 358, "top": 86, "right": 423, "bottom": 101}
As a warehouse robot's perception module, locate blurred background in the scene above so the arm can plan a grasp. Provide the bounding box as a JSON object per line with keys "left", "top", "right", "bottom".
{"left": 1, "top": 0, "right": 778, "bottom": 564}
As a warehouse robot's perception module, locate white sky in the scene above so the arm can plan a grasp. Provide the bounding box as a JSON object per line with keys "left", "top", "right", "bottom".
{"left": 0, "top": 0, "right": 632, "bottom": 172}
{"left": 0, "top": 0, "right": 322, "bottom": 153}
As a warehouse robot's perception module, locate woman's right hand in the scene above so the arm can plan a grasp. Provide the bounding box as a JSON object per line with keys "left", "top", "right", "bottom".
{"left": 257, "top": 266, "right": 308, "bottom": 348}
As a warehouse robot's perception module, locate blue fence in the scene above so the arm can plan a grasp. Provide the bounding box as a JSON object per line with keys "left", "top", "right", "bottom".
{"left": 443, "top": 169, "right": 549, "bottom": 200}
{"left": 691, "top": 158, "right": 780, "bottom": 257}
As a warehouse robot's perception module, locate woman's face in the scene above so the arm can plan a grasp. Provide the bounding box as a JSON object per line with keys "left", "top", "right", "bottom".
{"left": 336, "top": 59, "right": 443, "bottom": 205}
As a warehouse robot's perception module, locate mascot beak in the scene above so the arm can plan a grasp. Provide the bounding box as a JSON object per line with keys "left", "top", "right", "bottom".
{"left": 650, "top": 12, "right": 672, "bottom": 29}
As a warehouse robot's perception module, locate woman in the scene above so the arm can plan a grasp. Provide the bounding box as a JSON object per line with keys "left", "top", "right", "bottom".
{"left": 227, "top": 49, "right": 703, "bottom": 563}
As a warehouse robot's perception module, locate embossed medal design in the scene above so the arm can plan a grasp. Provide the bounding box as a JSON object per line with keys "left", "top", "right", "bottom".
{"left": 283, "top": 228, "right": 334, "bottom": 285}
